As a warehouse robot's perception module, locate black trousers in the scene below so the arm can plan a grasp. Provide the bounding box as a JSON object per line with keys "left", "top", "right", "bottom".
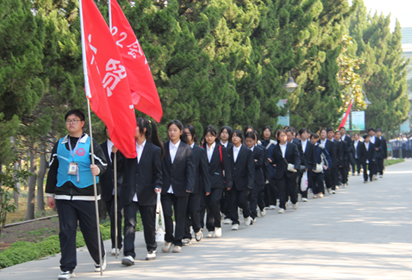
{"left": 56, "top": 200, "right": 104, "bottom": 272}
{"left": 249, "top": 183, "right": 265, "bottom": 219}
{"left": 377, "top": 158, "right": 384, "bottom": 175}
{"left": 311, "top": 172, "right": 324, "bottom": 195}
{"left": 355, "top": 158, "right": 362, "bottom": 174}
{"left": 229, "top": 186, "right": 251, "bottom": 224}
{"left": 264, "top": 179, "right": 277, "bottom": 206}
{"left": 161, "top": 193, "right": 188, "bottom": 246}
{"left": 324, "top": 168, "right": 333, "bottom": 191}
{"left": 338, "top": 165, "right": 347, "bottom": 184}
{"left": 123, "top": 201, "right": 157, "bottom": 258}
{"left": 362, "top": 162, "right": 377, "bottom": 182}
{"left": 331, "top": 167, "right": 338, "bottom": 190}
{"left": 184, "top": 193, "right": 201, "bottom": 239}
{"left": 220, "top": 189, "right": 230, "bottom": 219}
{"left": 205, "top": 188, "right": 223, "bottom": 232}
{"left": 276, "top": 173, "right": 297, "bottom": 209}
{"left": 199, "top": 192, "right": 207, "bottom": 229}
{"left": 105, "top": 196, "right": 123, "bottom": 250}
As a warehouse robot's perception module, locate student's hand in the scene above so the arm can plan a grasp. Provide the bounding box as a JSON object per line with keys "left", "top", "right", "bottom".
{"left": 312, "top": 169, "right": 316, "bottom": 172}
{"left": 226, "top": 187, "right": 231, "bottom": 191}
{"left": 186, "top": 190, "right": 192, "bottom": 193}
{"left": 112, "top": 146, "right": 118, "bottom": 153}
{"left": 90, "top": 164, "right": 100, "bottom": 176}
{"left": 205, "top": 192, "right": 210, "bottom": 196}
{"left": 323, "top": 165, "right": 328, "bottom": 170}
{"left": 339, "top": 165, "right": 342, "bottom": 168}
{"left": 47, "top": 196, "right": 55, "bottom": 208}
{"left": 254, "top": 159, "right": 258, "bottom": 162}
{"left": 273, "top": 164, "right": 276, "bottom": 167}
{"left": 268, "top": 158, "right": 272, "bottom": 163}
{"left": 155, "top": 188, "right": 161, "bottom": 194}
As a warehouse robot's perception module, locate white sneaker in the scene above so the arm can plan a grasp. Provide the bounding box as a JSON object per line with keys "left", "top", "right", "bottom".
{"left": 121, "top": 255, "right": 135, "bottom": 266}
{"left": 172, "top": 246, "right": 182, "bottom": 253}
{"left": 293, "top": 203, "right": 298, "bottom": 210}
{"left": 269, "top": 205, "right": 276, "bottom": 210}
{"left": 162, "top": 242, "right": 172, "bottom": 253}
{"left": 260, "top": 209, "right": 266, "bottom": 217}
{"left": 94, "top": 254, "right": 107, "bottom": 271}
{"left": 182, "top": 238, "right": 192, "bottom": 246}
{"left": 252, "top": 217, "right": 257, "bottom": 224}
{"left": 302, "top": 198, "right": 308, "bottom": 202}
{"left": 207, "top": 231, "right": 214, "bottom": 238}
{"left": 146, "top": 250, "right": 156, "bottom": 260}
{"left": 244, "top": 216, "right": 252, "bottom": 226}
{"left": 223, "top": 218, "right": 232, "bottom": 225}
{"left": 111, "top": 248, "right": 121, "bottom": 256}
{"left": 195, "top": 230, "right": 203, "bottom": 241}
{"left": 214, "top": 227, "right": 222, "bottom": 238}
{"left": 231, "top": 224, "right": 239, "bottom": 230}
{"left": 331, "top": 190, "right": 336, "bottom": 194}
{"left": 278, "top": 208, "right": 285, "bottom": 214}
{"left": 58, "top": 271, "right": 74, "bottom": 280}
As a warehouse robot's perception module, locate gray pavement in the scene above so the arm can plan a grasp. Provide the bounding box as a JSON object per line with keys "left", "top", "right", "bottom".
{"left": 1, "top": 160, "right": 412, "bottom": 279}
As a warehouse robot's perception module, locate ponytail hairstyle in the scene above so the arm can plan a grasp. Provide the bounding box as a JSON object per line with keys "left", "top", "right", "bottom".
{"left": 167, "top": 120, "right": 188, "bottom": 144}
{"left": 184, "top": 124, "right": 197, "bottom": 144}
{"left": 136, "top": 117, "right": 165, "bottom": 158}
{"left": 203, "top": 125, "right": 219, "bottom": 144}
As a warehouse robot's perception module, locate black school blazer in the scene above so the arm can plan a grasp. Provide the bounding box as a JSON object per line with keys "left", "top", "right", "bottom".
{"left": 320, "top": 139, "right": 337, "bottom": 168}
{"left": 99, "top": 141, "right": 125, "bottom": 202}
{"left": 162, "top": 141, "right": 195, "bottom": 197}
{"left": 192, "top": 144, "right": 211, "bottom": 194}
{"left": 271, "top": 142, "right": 301, "bottom": 180}
{"left": 362, "top": 142, "right": 376, "bottom": 164}
{"left": 205, "top": 144, "right": 233, "bottom": 190}
{"left": 121, "top": 142, "right": 162, "bottom": 207}
{"left": 301, "top": 140, "right": 316, "bottom": 171}
{"left": 228, "top": 145, "right": 254, "bottom": 191}
{"left": 252, "top": 146, "right": 265, "bottom": 186}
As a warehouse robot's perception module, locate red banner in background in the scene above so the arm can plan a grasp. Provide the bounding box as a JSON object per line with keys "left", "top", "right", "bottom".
{"left": 339, "top": 100, "right": 353, "bottom": 130}
{"left": 110, "top": 0, "right": 163, "bottom": 123}
{"left": 80, "top": 0, "right": 137, "bottom": 158}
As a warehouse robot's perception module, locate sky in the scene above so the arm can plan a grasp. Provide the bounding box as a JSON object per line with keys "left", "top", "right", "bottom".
{"left": 349, "top": 0, "right": 412, "bottom": 30}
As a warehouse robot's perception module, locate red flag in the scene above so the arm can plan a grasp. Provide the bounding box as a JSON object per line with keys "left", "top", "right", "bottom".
{"left": 339, "top": 100, "right": 353, "bottom": 130}
{"left": 79, "top": 0, "right": 137, "bottom": 158}
{"left": 110, "top": 0, "right": 163, "bottom": 122}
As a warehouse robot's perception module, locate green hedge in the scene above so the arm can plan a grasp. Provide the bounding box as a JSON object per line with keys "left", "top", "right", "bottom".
{"left": 0, "top": 215, "right": 142, "bottom": 269}
{"left": 385, "top": 158, "right": 405, "bottom": 166}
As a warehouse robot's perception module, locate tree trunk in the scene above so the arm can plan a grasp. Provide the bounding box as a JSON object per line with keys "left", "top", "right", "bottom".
{"left": 25, "top": 148, "right": 37, "bottom": 220}
{"left": 36, "top": 152, "right": 47, "bottom": 211}
{"left": 13, "top": 161, "right": 20, "bottom": 208}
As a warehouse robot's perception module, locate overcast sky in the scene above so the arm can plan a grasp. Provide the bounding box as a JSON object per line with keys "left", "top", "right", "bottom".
{"left": 349, "top": 0, "right": 412, "bottom": 30}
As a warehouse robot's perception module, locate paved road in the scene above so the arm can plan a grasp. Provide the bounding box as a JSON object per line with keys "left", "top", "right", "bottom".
{"left": 1, "top": 160, "right": 412, "bottom": 280}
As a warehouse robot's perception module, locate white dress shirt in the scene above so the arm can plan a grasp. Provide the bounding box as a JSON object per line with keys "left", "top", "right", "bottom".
{"left": 107, "top": 139, "right": 114, "bottom": 163}
{"left": 207, "top": 142, "right": 216, "bottom": 163}
{"left": 132, "top": 140, "right": 147, "bottom": 202}
{"left": 233, "top": 145, "right": 241, "bottom": 162}
{"left": 190, "top": 143, "right": 195, "bottom": 148}
{"left": 279, "top": 143, "right": 287, "bottom": 158}
{"left": 370, "top": 135, "right": 375, "bottom": 144}
{"left": 354, "top": 140, "right": 359, "bottom": 158}
{"left": 365, "top": 142, "right": 370, "bottom": 163}
{"left": 320, "top": 139, "right": 327, "bottom": 146}
{"left": 301, "top": 139, "right": 307, "bottom": 153}
{"left": 220, "top": 140, "right": 228, "bottom": 148}
{"left": 250, "top": 145, "right": 255, "bottom": 152}
{"left": 168, "top": 140, "right": 181, "bottom": 194}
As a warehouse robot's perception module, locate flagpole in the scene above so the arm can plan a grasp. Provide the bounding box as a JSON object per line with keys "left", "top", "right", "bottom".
{"left": 79, "top": 0, "right": 103, "bottom": 276}
{"left": 108, "top": 0, "right": 119, "bottom": 260}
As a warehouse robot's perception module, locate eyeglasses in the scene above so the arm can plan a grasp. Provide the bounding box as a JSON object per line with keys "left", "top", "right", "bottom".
{"left": 66, "top": 119, "right": 81, "bottom": 124}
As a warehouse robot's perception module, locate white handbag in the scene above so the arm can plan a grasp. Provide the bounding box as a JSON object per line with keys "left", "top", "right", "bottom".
{"left": 155, "top": 192, "right": 165, "bottom": 243}
{"left": 300, "top": 171, "right": 308, "bottom": 192}
{"left": 287, "top": 163, "right": 297, "bottom": 172}
{"left": 314, "top": 163, "right": 323, "bottom": 173}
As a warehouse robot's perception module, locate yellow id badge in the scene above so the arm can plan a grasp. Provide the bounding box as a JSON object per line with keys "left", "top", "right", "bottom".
{"left": 68, "top": 162, "right": 78, "bottom": 175}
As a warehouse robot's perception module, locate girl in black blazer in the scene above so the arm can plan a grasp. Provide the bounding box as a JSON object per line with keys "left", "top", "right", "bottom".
{"left": 182, "top": 125, "right": 211, "bottom": 244}
{"left": 271, "top": 130, "right": 301, "bottom": 214}
{"left": 228, "top": 129, "right": 254, "bottom": 230}
{"left": 203, "top": 125, "right": 232, "bottom": 238}
{"left": 219, "top": 126, "right": 233, "bottom": 224}
{"left": 121, "top": 118, "right": 163, "bottom": 265}
{"left": 161, "top": 120, "right": 195, "bottom": 254}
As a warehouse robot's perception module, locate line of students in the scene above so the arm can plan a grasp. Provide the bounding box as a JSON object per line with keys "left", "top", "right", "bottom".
{"left": 99, "top": 120, "right": 388, "bottom": 270}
